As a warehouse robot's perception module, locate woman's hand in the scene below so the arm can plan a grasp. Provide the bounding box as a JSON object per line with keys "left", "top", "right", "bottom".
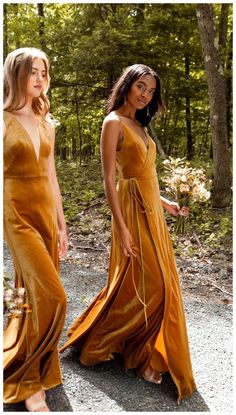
{"left": 58, "top": 228, "right": 68, "bottom": 257}
{"left": 165, "top": 201, "right": 189, "bottom": 217}
{"left": 165, "top": 201, "right": 180, "bottom": 216}
{"left": 119, "top": 226, "right": 136, "bottom": 257}
{"left": 178, "top": 205, "right": 189, "bottom": 217}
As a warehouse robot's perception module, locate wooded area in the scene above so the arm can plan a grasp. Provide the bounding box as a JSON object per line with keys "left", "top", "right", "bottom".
{"left": 3, "top": 3, "right": 232, "bottom": 210}
{"left": 3, "top": 7, "right": 233, "bottom": 411}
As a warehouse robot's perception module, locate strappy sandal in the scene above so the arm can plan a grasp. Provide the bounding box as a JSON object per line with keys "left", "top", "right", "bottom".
{"left": 142, "top": 368, "right": 162, "bottom": 385}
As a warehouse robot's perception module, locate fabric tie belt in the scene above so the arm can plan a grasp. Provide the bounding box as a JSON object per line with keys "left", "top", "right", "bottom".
{"left": 119, "top": 176, "right": 156, "bottom": 329}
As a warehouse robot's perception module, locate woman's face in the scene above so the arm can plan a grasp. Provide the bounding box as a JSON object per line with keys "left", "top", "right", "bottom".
{"left": 26, "top": 58, "right": 47, "bottom": 99}
{"left": 127, "top": 74, "right": 156, "bottom": 110}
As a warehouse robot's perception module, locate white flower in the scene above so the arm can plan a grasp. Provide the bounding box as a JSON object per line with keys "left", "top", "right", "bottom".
{"left": 180, "top": 175, "right": 187, "bottom": 183}
{"left": 4, "top": 289, "right": 13, "bottom": 299}
{"left": 192, "top": 184, "right": 210, "bottom": 201}
{"left": 199, "top": 189, "right": 210, "bottom": 200}
{"left": 180, "top": 184, "right": 190, "bottom": 193}
{"left": 14, "top": 310, "right": 23, "bottom": 316}
{"left": 17, "top": 288, "right": 25, "bottom": 296}
{"left": 15, "top": 297, "right": 24, "bottom": 305}
{"left": 7, "top": 302, "right": 16, "bottom": 309}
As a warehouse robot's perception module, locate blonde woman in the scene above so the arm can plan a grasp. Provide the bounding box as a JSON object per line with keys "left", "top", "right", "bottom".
{"left": 3, "top": 48, "right": 67, "bottom": 411}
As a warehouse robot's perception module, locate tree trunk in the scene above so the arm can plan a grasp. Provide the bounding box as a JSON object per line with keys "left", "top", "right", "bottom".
{"left": 74, "top": 90, "right": 82, "bottom": 165}
{"left": 3, "top": 4, "right": 8, "bottom": 61}
{"left": 218, "top": 3, "right": 231, "bottom": 147}
{"left": 203, "top": 115, "right": 210, "bottom": 156}
{"left": 37, "top": 3, "right": 46, "bottom": 51}
{"left": 225, "top": 31, "right": 232, "bottom": 147}
{"left": 135, "top": 3, "right": 145, "bottom": 24}
{"left": 196, "top": 4, "right": 231, "bottom": 207}
{"left": 218, "top": 3, "right": 230, "bottom": 68}
{"left": 107, "top": 66, "right": 115, "bottom": 96}
{"left": 185, "top": 51, "right": 193, "bottom": 159}
{"left": 13, "top": 4, "right": 20, "bottom": 49}
{"left": 149, "top": 121, "right": 167, "bottom": 159}
{"left": 60, "top": 125, "right": 67, "bottom": 160}
{"left": 71, "top": 129, "right": 77, "bottom": 160}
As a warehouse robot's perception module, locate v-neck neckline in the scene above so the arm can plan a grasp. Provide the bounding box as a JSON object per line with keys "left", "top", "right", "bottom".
{"left": 120, "top": 121, "right": 149, "bottom": 151}
{"left": 6, "top": 112, "right": 42, "bottom": 162}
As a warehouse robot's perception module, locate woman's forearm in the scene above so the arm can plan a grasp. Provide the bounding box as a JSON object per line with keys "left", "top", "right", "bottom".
{"left": 50, "top": 179, "right": 67, "bottom": 231}
{"left": 104, "top": 178, "right": 126, "bottom": 231}
{"left": 160, "top": 195, "right": 170, "bottom": 210}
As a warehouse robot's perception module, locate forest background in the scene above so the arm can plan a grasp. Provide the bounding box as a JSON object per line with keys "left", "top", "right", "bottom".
{"left": 3, "top": 2, "right": 233, "bottom": 303}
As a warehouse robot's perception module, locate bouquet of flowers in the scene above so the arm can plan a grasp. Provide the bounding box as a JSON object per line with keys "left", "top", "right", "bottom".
{"left": 4, "top": 275, "right": 31, "bottom": 318}
{"left": 162, "top": 157, "right": 210, "bottom": 233}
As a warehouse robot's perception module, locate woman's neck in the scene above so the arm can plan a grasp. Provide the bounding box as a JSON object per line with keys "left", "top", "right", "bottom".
{"left": 14, "top": 101, "right": 35, "bottom": 117}
{"left": 116, "top": 104, "right": 136, "bottom": 120}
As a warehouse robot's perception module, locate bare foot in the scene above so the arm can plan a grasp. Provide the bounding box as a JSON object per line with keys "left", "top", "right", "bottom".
{"left": 142, "top": 365, "right": 162, "bottom": 385}
{"left": 25, "top": 389, "right": 50, "bottom": 412}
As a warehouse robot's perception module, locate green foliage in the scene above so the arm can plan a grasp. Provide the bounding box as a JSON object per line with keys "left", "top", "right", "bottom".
{"left": 56, "top": 158, "right": 105, "bottom": 224}
{"left": 4, "top": 3, "right": 232, "bottom": 210}
{"left": 217, "top": 217, "right": 232, "bottom": 239}
{"left": 97, "top": 204, "right": 111, "bottom": 220}
{"left": 203, "top": 214, "right": 232, "bottom": 249}
{"left": 3, "top": 271, "right": 13, "bottom": 288}
{"left": 190, "top": 203, "right": 232, "bottom": 250}
{"left": 4, "top": 3, "right": 232, "bottom": 165}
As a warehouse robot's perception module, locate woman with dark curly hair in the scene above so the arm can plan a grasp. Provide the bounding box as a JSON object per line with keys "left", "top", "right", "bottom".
{"left": 61, "top": 64, "right": 196, "bottom": 403}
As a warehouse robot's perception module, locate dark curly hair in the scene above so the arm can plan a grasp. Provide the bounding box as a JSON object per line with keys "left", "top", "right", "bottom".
{"left": 106, "top": 64, "right": 165, "bottom": 127}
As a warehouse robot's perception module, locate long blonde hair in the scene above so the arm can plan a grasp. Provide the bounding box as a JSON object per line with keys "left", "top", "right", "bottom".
{"left": 4, "top": 47, "right": 50, "bottom": 119}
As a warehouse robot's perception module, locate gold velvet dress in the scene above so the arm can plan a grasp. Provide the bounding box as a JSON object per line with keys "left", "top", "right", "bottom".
{"left": 3, "top": 111, "right": 67, "bottom": 404}
{"left": 60, "top": 121, "right": 196, "bottom": 402}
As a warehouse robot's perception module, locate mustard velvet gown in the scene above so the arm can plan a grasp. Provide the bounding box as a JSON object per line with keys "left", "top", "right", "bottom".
{"left": 3, "top": 111, "right": 67, "bottom": 404}
{"left": 60, "top": 121, "right": 196, "bottom": 402}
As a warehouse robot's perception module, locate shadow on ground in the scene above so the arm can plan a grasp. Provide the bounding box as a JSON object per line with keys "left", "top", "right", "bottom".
{"left": 61, "top": 349, "right": 210, "bottom": 412}
{"left": 3, "top": 384, "right": 73, "bottom": 412}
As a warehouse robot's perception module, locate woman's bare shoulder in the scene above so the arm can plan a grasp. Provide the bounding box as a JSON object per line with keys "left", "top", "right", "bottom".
{"left": 102, "top": 111, "right": 122, "bottom": 130}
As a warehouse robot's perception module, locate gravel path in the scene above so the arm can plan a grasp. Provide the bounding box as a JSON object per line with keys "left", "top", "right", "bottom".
{"left": 3, "top": 246, "right": 233, "bottom": 412}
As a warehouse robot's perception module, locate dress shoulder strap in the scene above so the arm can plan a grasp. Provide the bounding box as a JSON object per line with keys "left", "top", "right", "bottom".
{"left": 3, "top": 111, "right": 14, "bottom": 132}
{"left": 3, "top": 110, "right": 12, "bottom": 121}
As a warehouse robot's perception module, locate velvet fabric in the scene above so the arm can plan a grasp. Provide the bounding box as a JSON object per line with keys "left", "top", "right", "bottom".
{"left": 60, "top": 121, "right": 196, "bottom": 402}
{"left": 3, "top": 111, "right": 67, "bottom": 403}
